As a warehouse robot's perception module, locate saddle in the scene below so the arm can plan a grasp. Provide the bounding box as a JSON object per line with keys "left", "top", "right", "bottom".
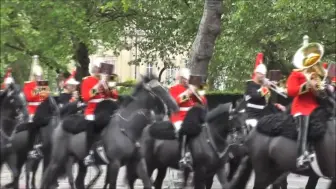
{"left": 256, "top": 107, "right": 330, "bottom": 142}
{"left": 149, "top": 121, "right": 176, "bottom": 140}
{"left": 62, "top": 114, "right": 91, "bottom": 134}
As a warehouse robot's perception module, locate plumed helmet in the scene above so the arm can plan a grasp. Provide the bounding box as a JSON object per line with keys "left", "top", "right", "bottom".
{"left": 31, "top": 55, "right": 43, "bottom": 76}
{"left": 254, "top": 63, "right": 267, "bottom": 75}
{"left": 89, "top": 57, "right": 105, "bottom": 75}
{"left": 177, "top": 68, "right": 190, "bottom": 80}
{"left": 252, "top": 53, "right": 265, "bottom": 78}
{"left": 64, "top": 69, "right": 79, "bottom": 85}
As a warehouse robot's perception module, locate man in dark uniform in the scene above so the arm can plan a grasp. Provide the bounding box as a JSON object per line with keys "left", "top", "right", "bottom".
{"left": 58, "top": 69, "right": 80, "bottom": 107}
{"left": 245, "top": 53, "right": 286, "bottom": 128}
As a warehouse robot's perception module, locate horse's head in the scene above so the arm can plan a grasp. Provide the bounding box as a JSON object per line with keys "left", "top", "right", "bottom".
{"left": 0, "top": 83, "right": 29, "bottom": 132}
{"left": 131, "top": 73, "right": 179, "bottom": 113}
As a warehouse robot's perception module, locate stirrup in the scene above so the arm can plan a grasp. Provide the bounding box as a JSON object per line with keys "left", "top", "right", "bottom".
{"left": 84, "top": 155, "right": 95, "bottom": 166}
{"left": 296, "top": 155, "right": 309, "bottom": 169}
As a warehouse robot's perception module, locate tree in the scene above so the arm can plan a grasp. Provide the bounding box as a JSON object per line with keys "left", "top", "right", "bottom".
{"left": 207, "top": 0, "right": 336, "bottom": 91}
{"left": 188, "top": 0, "right": 223, "bottom": 81}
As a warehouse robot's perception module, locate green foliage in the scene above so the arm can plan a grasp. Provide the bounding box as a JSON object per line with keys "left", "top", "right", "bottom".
{"left": 208, "top": 0, "right": 335, "bottom": 91}
{"left": 1, "top": 0, "right": 335, "bottom": 93}
{"left": 117, "top": 79, "right": 136, "bottom": 95}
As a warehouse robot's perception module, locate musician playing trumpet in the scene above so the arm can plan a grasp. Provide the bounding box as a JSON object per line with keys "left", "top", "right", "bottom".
{"left": 81, "top": 58, "right": 119, "bottom": 165}
{"left": 245, "top": 53, "right": 286, "bottom": 128}
{"left": 169, "top": 68, "right": 207, "bottom": 169}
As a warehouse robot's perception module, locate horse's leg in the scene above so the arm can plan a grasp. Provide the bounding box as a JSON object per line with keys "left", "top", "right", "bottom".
{"left": 253, "top": 169, "right": 283, "bottom": 189}
{"left": 107, "top": 159, "right": 121, "bottom": 189}
{"left": 135, "top": 158, "right": 152, "bottom": 189}
{"left": 229, "top": 156, "right": 253, "bottom": 189}
{"left": 271, "top": 172, "right": 289, "bottom": 189}
{"left": 216, "top": 165, "right": 230, "bottom": 189}
{"left": 103, "top": 166, "right": 110, "bottom": 189}
{"left": 25, "top": 159, "right": 32, "bottom": 189}
{"left": 30, "top": 158, "right": 40, "bottom": 189}
{"left": 153, "top": 167, "right": 167, "bottom": 189}
{"left": 41, "top": 147, "right": 67, "bottom": 189}
{"left": 126, "top": 163, "right": 138, "bottom": 189}
{"left": 5, "top": 153, "right": 20, "bottom": 189}
{"left": 86, "top": 164, "right": 102, "bottom": 189}
{"left": 228, "top": 157, "right": 241, "bottom": 181}
{"left": 205, "top": 175, "right": 214, "bottom": 189}
{"left": 305, "top": 176, "right": 319, "bottom": 189}
{"left": 75, "top": 161, "right": 88, "bottom": 189}
{"left": 183, "top": 168, "right": 191, "bottom": 187}
{"left": 193, "top": 167, "right": 207, "bottom": 189}
{"left": 66, "top": 157, "right": 75, "bottom": 189}
{"left": 328, "top": 180, "right": 336, "bottom": 189}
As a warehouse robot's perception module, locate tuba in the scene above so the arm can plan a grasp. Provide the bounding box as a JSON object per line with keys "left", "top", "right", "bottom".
{"left": 292, "top": 35, "right": 326, "bottom": 91}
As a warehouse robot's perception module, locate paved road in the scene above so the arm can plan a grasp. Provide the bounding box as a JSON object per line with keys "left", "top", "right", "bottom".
{"left": 0, "top": 163, "right": 331, "bottom": 189}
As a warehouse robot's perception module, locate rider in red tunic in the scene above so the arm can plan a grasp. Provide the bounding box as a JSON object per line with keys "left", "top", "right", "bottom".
{"left": 1, "top": 67, "right": 14, "bottom": 91}
{"left": 23, "top": 55, "right": 50, "bottom": 123}
{"left": 23, "top": 55, "right": 50, "bottom": 159}
{"left": 286, "top": 52, "right": 321, "bottom": 169}
{"left": 169, "top": 68, "right": 207, "bottom": 168}
{"left": 81, "top": 58, "right": 118, "bottom": 121}
{"left": 82, "top": 57, "right": 119, "bottom": 165}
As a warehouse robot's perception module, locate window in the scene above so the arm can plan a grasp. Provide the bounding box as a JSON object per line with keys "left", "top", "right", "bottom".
{"left": 104, "top": 56, "right": 116, "bottom": 65}
{"left": 165, "top": 67, "right": 177, "bottom": 85}
{"left": 146, "top": 63, "right": 153, "bottom": 75}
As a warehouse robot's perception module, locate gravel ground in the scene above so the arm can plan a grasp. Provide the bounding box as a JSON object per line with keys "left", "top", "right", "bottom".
{"left": 0, "top": 163, "right": 331, "bottom": 189}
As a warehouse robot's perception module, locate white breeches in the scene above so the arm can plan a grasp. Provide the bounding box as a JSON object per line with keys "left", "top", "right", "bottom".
{"left": 245, "top": 119, "right": 258, "bottom": 127}
{"left": 173, "top": 121, "right": 183, "bottom": 132}
{"left": 85, "top": 114, "right": 95, "bottom": 121}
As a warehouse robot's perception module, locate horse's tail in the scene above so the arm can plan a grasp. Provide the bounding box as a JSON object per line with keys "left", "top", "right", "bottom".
{"left": 229, "top": 156, "right": 253, "bottom": 189}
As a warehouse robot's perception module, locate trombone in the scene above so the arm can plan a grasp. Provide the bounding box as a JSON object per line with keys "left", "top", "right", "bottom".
{"left": 263, "top": 78, "right": 288, "bottom": 98}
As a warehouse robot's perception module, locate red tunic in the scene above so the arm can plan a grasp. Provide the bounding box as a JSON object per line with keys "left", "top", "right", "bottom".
{"left": 286, "top": 71, "right": 318, "bottom": 116}
{"left": 81, "top": 76, "right": 118, "bottom": 115}
{"left": 169, "top": 84, "right": 207, "bottom": 123}
{"left": 23, "top": 81, "right": 48, "bottom": 115}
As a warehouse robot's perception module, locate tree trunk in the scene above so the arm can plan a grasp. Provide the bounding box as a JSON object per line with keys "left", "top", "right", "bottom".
{"left": 188, "top": 0, "right": 223, "bottom": 79}
{"left": 73, "top": 42, "right": 90, "bottom": 80}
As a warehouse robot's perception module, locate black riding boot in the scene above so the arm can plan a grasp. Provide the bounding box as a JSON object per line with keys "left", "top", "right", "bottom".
{"left": 296, "top": 115, "right": 310, "bottom": 169}
{"left": 178, "top": 134, "right": 192, "bottom": 170}
{"left": 28, "top": 132, "right": 43, "bottom": 160}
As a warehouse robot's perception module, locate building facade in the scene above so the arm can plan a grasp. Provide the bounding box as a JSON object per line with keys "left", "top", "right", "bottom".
{"left": 90, "top": 46, "right": 189, "bottom": 87}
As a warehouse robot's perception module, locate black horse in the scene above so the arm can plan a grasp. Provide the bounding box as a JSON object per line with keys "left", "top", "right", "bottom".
{"left": 229, "top": 102, "right": 335, "bottom": 189}
{"left": 26, "top": 100, "right": 86, "bottom": 189}
{"left": 40, "top": 97, "right": 119, "bottom": 189}
{"left": 2, "top": 96, "right": 60, "bottom": 189}
{"left": 102, "top": 74, "right": 179, "bottom": 189}
{"left": 0, "top": 84, "right": 29, "bottom": 188}
{"left": 85, "top": 95, "right": 169, "bottom": 189}
{"left": 138, "top": 102, "right": 245, "bottom": 189}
